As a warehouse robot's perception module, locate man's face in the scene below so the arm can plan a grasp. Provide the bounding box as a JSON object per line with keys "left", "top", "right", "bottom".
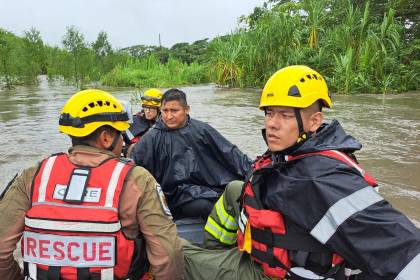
{"left": 264, "top": 106, "right": 299, "bottom": 152}
{"left": 161, "top": 100, "right": 189, "bottom": 129}
{"left": 143, "top": 106, "right": 158, "bottom": 120}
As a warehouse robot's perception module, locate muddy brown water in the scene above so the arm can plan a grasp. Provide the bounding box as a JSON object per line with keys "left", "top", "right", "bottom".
{"left": 1, "top": 79, "right": 419, "bottom": 227}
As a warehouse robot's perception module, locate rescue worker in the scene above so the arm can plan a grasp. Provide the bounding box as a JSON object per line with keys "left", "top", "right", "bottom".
{"left": 131, "top": 88, "right": 252, "bottom": 219}
{"left": 183, "top": 65, "right": 420, "bottom": 279}
{"left": 122, "top": 88, "right": 162, "bottom": 157}
{"left": 0, "top": 89, "right": 184, "bottom": 280}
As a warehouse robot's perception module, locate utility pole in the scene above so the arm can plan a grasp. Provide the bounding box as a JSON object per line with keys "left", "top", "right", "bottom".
{"left": 159, "top": 33, "right": 162, "bottom": 48}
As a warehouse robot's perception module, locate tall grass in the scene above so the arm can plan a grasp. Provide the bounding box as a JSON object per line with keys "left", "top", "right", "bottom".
{"left": 101, "top": 54, "right": 207, "bottom": 88}
{"left": 206, "top": 34, "right": 244, "bottom": 87}
{"left": 206, "top": 0, "right": 419, "bottom": 94}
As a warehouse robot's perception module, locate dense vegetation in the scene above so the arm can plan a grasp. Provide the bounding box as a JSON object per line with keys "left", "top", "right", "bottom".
{"left": 0, "top": 0, "right": 418, "bottom": 94}
{"left": 207, "top": 0, "right": 419, "bottom": 93}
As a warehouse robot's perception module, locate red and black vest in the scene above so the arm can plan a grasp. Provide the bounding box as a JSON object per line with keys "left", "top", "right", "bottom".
{"left": 237, "top": 150, "right": 377, "bottom": 279}
{"left": 22, "top": 153, "right": 149, "bottom": 280}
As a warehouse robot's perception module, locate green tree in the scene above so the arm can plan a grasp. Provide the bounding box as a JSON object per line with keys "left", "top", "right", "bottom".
{"left": 92, "top": 31, "right": 112, "bottom": 58}
{"left": 22, "top": 27, "right": 46, "bottom": 83}
{"left": 0, "top": 29, "right": 18, "bottom": 89}
{"left": 152, "top": 46, "right": 170, "bottom": 64}
{"left": 91, "top": 31, "right": 113, "bottom": 80}
{"left": 120, "top": 44, "right": 154, "bottom": 57}
{"left": 189, "top": 39, "right": 209, "bottom": 63}
{"left": 170, "top": 42, "right": 192, "bottom": 63}
{"left": 62, "top": 26, "right": 88, "bottom": 88}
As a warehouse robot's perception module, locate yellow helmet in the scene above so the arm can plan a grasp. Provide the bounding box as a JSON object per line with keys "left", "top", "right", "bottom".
{"left": 141, "top": 88, "right": 162, "bottom": 108}
{"left": 259, "top": 65, "right": 332, "bottom": 110}
{"left": 59, "top": 89, "right": 130, "bottom": 137}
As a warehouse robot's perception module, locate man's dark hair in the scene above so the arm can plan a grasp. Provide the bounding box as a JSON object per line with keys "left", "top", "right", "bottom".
{"left": 162, "top": 88, "right": 188, "bottom": 107}
{"left": 71, "top": 125, "right": 118, "bottom": 146}
{"left": 317, "top": 100, "right": 323, "bottom": 112}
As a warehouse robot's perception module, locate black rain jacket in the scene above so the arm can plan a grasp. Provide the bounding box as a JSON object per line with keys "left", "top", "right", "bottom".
{"left": 258, "top": 119, "right": 420, "bottom": 279}
{"left": 132, "top": 116, "right": 252, "bottom": 211}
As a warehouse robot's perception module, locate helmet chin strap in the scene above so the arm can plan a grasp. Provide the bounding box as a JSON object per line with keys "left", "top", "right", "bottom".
{"left": 108, "top": 132, "right": 121, "bottom": 152}
{"left": 294, "top": 108, "right": 308, "bottom": 144}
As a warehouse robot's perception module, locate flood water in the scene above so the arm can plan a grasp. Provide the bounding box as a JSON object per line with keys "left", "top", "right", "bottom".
{"left": 1, "top": 78, "right": 419, "bottom": 226}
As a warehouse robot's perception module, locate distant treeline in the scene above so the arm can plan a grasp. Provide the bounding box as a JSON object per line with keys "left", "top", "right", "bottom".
{"left": 0, "top": 26, "right": 209, "bottom": 89}
{"left": 0, "top": 0, "right": 419, "bottom": 94}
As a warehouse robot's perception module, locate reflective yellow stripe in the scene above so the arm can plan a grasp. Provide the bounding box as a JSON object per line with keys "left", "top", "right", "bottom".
{"left": 215, "top": 194, "right": 238, "bottom": 231}
{"left": 204, "top": 216, "right": 237, "bottom": 245}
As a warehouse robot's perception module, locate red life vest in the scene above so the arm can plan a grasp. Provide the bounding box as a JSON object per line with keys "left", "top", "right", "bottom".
{"left": 237, "top": 150, "right": 377, "bottom": 279}
{"left": 22, "top": 153, "right": 147, "bottom": 280}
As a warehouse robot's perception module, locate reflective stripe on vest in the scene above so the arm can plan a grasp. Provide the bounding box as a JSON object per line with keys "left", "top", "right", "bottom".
{"left": 28, "top": 263, "right": 37, "bottom": 279}
{"left": 104, "top": 162, "right": 125, "bottom": 207}
{"left": 205, "top": 216, "right": 237, "bottom": 245}
{"left": 101, "top": 268, "right": 114, "bottom": 280}
{"left": 31, "top": 201, "right": 118, "bottom": 212}
{"left": 285, "top": 150, "right": 383, "bottom": 245}
{"left": 204, "top": 193, "right": 238, "bottom": 245}
{"left": 215, "top": 193, "right": 238, "bottom": 230}
{"left": 25, "top": 216, "right": 121, "bottom": 232}
{"left": 37, "top": 155, "right": 58, "bottom": 202}
{"left": 125, "top": 128, "right": 135, "bottom": 141}
{"left": 310, "top": 186, "right": 383, "bottom": 244}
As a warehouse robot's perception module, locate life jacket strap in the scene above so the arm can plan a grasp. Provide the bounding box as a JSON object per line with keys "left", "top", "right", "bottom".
{"left": 251, "top": 227, "right": 330, "bottom": 253}
{"left": 243, "top": 194, "right": 260, "bottom": 209}
{"left": 77, "top": 267, "right": 90, "bottom": 279}
{"left": 23, "top": 263, "right": 59, "bottom": 280}
{"left": 48, "top": 266, "right": 60, "bottom": 280}
{"left": 252, "top": 246, "right": 290, "bottom": 271}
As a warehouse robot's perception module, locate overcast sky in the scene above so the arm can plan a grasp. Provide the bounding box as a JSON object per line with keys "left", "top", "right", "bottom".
{"left": 0, "top": 0, "right": 266, "bottom": 49}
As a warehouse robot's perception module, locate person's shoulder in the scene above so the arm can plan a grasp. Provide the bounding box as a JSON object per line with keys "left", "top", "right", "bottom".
{"left": 289, "top": 152, "right": 366, "bottom": 186}
{"left": 124, "top": 165, "right": 159, "bottom": 197}
{"left": 293, "top": 152, "right": 345, "bottom": 170}
{"left": 127, "top": 165, "right": 156, "bottom": 184}
{"left": 190, "top": 117, "right": 209, "bottom": 126}
{"left": 23, "top": 163, "right": 42, "bottom": 177}
{"left": 189, "top": 118, "right": 217, "bottom": 134}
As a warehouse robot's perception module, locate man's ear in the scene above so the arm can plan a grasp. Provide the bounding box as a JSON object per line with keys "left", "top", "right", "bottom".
{"left": 185, "top": 105, "right": 190, "bottom": 114}
{"left": 309, "top": 112, "right": 324, "bottom": 133}
{"left": 96, "top": 129, "right": 115, "bottom": 149}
